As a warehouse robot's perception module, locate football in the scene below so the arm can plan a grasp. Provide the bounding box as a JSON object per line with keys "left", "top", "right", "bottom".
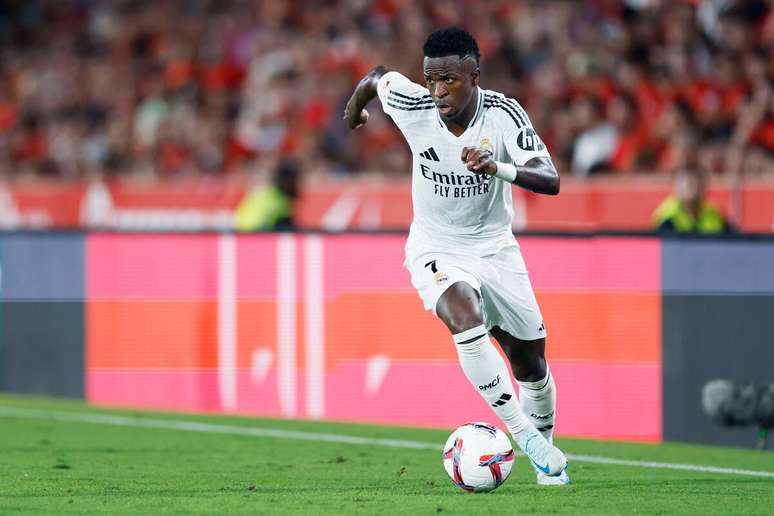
{"left": 442, "top": 422, "right": 515, "bottom": 492}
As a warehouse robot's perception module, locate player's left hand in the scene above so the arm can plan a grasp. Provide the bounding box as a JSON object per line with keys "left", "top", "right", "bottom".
{"left": 343, "top": 106, "right": 369, "bottom": 130}
{"left": 461, "top": 146, "right": 496, "bottom": 175}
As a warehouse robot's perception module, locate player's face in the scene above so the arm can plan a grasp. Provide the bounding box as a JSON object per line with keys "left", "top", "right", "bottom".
{"left": 423, "top": 55, "right": 479, "bottom": 122}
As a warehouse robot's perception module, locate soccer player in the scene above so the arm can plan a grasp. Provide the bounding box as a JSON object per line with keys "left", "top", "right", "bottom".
{"left": 344, "top": 27, "right": 569, "bottom": 485}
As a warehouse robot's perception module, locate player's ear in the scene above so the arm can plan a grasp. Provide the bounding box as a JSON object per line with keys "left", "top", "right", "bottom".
{"left": 471, "top": 68, "right": 480, "bottom": 87}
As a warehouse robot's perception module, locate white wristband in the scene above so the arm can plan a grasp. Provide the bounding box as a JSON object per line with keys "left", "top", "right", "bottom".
{"left": 493, "top": 162, "right": 517, "bottom": 183}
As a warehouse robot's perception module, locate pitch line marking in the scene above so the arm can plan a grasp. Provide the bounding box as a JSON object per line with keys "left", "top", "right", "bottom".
{"left": 2, "top": 407, "right": 774, "bottom": 479}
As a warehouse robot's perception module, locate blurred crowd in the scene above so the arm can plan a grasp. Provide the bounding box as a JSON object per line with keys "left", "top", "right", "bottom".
{"left": 0, "top": 0, "right": 771, "bottom": 182}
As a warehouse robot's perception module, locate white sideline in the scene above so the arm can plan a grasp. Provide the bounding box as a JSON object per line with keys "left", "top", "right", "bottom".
{"left": 2, "top": 406, "right": 774, "bottom": 479}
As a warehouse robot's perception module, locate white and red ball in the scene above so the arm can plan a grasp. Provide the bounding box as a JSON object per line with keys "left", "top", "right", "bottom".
{"left": 442, "top": 422, "right": 515, "bottom": 492}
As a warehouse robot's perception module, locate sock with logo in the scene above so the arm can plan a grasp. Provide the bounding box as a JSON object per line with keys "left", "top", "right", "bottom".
{"left": 453, "top": 325, "right": 531, "bottom": 437}
{"left": 517, "top": 365, "right": 556, "bottom": 444}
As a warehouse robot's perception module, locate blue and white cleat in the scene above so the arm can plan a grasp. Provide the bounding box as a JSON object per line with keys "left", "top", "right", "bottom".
{"left": 536, "top": 468, "right": 571, "bottom": 485}
{"left": 515, "top": 429, "right": 567, "bottom": 477}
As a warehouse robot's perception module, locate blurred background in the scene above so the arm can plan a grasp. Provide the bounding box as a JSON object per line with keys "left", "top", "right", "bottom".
{"left": 0, "top": 0, "right": 771, "bottom": 231}
{"left": 0, "top": 0, "right": 773, "bottom": 450}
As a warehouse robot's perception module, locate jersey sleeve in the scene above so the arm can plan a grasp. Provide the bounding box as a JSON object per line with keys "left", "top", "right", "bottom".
{"left": 498, "top": 98, "right": 552, "bottom": 166}
{"left": 377, "top": 71, "right": 434, "bottom": 126}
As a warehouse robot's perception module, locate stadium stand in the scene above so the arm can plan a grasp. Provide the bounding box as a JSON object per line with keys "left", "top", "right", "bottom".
{"left": 0, "top": 0, "right": 771, "bottom": 178}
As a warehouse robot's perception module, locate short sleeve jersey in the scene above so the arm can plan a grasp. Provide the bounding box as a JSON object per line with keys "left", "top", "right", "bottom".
{"left": 376, "top": 71, "right": 551, "bottom": 258}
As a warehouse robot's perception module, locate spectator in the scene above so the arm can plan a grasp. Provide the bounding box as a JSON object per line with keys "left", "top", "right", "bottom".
{"left": 652, "top": 168, "right": 730, "bottom": 234}
{"left": 235, "top": 158, "right": 299, "bottom": 231}
{"left": 570, "top": 96, "right": 617, "bottom": 176}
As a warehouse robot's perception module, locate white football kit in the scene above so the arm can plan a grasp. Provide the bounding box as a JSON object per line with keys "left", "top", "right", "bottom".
{"left": 377, "top": 71, "right": 550, "bottom": 340}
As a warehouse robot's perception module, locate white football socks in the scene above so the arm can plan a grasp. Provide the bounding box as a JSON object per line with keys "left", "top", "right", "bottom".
{"left": 452, "top": 325, "right": 530, "bottom": 436}
{"left": 517, "top": 366, "right": 556, "bottom": 444}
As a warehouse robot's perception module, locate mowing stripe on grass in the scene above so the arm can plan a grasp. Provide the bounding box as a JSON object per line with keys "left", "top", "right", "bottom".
{"left": 2, "top": 406, "right": 774, "bottom": 479}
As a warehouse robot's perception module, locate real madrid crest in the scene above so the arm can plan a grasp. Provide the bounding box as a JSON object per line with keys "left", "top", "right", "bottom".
{"left": 479, "top": 137, "right": 493, "bottom": 152}
{"left": 433, "top": 271, "right": 449, "bottom": 285}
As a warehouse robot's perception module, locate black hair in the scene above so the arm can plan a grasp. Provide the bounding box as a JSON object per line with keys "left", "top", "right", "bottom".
{"left": 423, "top": 27, "right": 480, "bottom": 64}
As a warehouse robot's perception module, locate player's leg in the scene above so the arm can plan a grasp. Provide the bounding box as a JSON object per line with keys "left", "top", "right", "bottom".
{"left": 436, "top": 282, "right": 566, "bottom": 476}
{"left": 491, "top": 329, "right": 568, "bottom": 485}
{"left": 490, "top": 329, "right": 555, "bottom": 443}
{"left": 493, "top": 330, "right": 569, "bottom": 480}
{"left": 436, "top": 282, "right": 529, "bottom": 437}
{"left": 480, "top": 246, "right": 568, "bottom": 482}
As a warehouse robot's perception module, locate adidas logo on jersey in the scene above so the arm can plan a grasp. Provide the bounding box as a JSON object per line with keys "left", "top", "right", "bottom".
{"left": 420, "top": 147, "right": 440, "bottom": 161}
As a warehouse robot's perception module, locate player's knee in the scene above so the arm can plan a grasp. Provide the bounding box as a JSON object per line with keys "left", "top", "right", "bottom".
{"left": 436, "top": 282, "right": 484, "bottom": 334}
{"left": 512, "top": 354, "right": 546, "bottom": 382}
{"left": 445, "top": 314, "right": 485, "bottom": 335}
{"left": 498, "top": 335, "right": 547, "bottom": 381}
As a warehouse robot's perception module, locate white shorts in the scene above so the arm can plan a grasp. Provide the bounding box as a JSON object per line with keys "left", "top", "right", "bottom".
{"left": 405, "top": 245, "right": 547, "bottom": 341}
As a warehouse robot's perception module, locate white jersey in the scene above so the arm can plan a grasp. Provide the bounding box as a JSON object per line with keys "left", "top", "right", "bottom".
{"left": 376, "top": 71, "right": 551, "bottom": 258}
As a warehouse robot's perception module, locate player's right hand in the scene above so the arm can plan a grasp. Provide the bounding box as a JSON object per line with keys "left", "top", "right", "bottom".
{"left": 461, "top": 146, "right": 496, "bottom": 175}
{"left": 343, "top": 107, "right": 369, "bottom": 130}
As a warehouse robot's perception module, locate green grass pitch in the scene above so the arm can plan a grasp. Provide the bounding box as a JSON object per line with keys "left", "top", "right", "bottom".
{"left": 1, "top": 395, "right": 773, "bottom": 515}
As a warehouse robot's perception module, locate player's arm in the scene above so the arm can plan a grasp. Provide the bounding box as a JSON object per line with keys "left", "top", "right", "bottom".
{"left": 461, "top": 149, "right": 560, "bottom": 196}
{"left": 343, "top": 66, "right": 389, "bottom": 130}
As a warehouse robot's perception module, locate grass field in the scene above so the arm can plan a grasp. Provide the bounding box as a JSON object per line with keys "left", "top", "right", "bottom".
{"left": 1, "top": 395, "right": 773, "bottom": 515}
